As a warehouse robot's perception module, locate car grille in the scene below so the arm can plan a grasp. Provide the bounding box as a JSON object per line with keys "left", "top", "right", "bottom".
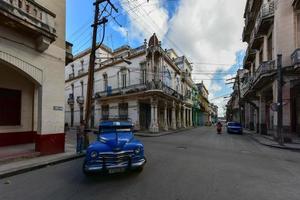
{"left": 98, "top": 151, "right": 135, "bottom": 165}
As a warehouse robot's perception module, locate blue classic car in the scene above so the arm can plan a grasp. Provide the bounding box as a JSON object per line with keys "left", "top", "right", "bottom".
{"left": 83, "top": 120, "right": 146, "bottom": 175}
{"left": 227, "top": 122, "right": 243, "bottom": 134}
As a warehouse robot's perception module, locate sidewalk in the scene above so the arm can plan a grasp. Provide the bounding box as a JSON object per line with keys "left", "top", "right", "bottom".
{"left": 0, "top": 129, "right": 85, "bottom": 179}
{"left": 245, "top": 130, "right": 300, "bottom": 151}
{"left": 135, "top": 127, "right": 195, "bottom": 137}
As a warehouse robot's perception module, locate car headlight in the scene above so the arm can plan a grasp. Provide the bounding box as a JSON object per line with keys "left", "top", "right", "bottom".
{"left": 90, "top": 151, "right": 98, "bottom": 158}
{"left": 134, "top": 147, "right": 142, "bottom": 154}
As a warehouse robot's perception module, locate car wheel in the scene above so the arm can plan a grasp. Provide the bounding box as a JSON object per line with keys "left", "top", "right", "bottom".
{"left": 82, "top": 161, "right": 93, "bottom": 176}
{"left": 133, "top": 166, "right": 144, "bottom": 173}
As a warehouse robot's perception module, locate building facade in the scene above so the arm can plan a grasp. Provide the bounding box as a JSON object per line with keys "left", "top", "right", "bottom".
{"left": 233, "top": 0, "right": 300, "bottom": 137}
{"left": 65, "top": 34, "right": 195, "bottom": 133}
{"left": 196, "top": 82, "right": 210, "bottom": 126}
{"left": 0, "top": 0, "right": 66, "bottom": 154}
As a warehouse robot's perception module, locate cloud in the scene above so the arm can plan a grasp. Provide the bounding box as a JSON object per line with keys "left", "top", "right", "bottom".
{"left": 119, "top": 0, "right": 169, "bottom": 41}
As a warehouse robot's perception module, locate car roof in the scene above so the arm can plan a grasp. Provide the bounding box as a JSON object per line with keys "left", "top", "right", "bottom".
{"left": 99, "top": 120, "right": 133, "bottom": 128}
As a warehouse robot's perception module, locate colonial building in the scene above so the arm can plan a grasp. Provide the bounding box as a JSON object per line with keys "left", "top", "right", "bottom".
{"left": 65, "top": 34, "right": 195, "bottom": 133}
{"left": 234, "top": 0, "right": 300, "bottom": 137}
{"left": 0, "top": 0, "right": 66, "bottom": 154}
{"left": 196, "top": 82, "right": 210, "bottom": 126}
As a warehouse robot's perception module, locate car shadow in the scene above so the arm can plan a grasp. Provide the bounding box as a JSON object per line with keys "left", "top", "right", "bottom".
{"left": 81, "top": 170, "right": 142, "bottom": 184}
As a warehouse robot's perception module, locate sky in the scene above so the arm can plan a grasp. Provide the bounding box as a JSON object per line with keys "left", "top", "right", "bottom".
{"left": 66, "top": 0, "right": 247, "bottom": 117}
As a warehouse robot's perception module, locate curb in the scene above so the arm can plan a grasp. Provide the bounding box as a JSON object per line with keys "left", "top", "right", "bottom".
{"left": 0, "top": 153, "right": 85, "bottom": 179}
{"left": 246, "top": 133, "right": 300, "bottom": 151}
{"left": 134, "top": 127, "right": 195, "bottom": 137}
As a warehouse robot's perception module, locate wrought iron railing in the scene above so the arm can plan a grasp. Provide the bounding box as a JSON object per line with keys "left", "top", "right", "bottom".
{"left": 291, "top": 48, "right": 300, "bottom": 66}
{"left": 254, "top": 60, "right": 275, "bottom": 81}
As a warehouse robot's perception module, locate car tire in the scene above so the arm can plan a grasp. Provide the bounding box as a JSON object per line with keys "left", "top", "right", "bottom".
{"left": 133, "top": 166, "right": 144, "bottom": 173}
{"left": 82, "top": 161, "right": 93, "bottom": 176}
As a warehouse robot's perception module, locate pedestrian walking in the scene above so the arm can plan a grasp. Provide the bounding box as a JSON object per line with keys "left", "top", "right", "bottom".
{"left": 76, "top": 121, "right": 85, "bottom": 153}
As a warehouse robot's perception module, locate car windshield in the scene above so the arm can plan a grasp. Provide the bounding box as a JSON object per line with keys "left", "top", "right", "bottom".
{"left": 100, "top": 128, "right": 131, "bottom": 133}
{"left": 228, "top": 122, "right": 241, "bottom": 126}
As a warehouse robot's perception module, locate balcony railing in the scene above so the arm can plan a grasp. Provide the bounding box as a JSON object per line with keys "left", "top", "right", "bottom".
{"left": 78, "top": 69, "right": 85, "bottom": 76}
{"left": 68, "top": 73, "right": 74, "bottom": 80}
{"left": 95, "top": 81, "right": 184, "bottom": 101}
{"left": 67, "top": 94, "right": 74, "bottom": 105}
{"left": 254, "top": 0, "right": 274, "bottom": 35}
{"left": 0, "top": 0, "right": 56, "bottom": 51}
{"left": 76, "top": 96, "right": 84, "bottom": 105}
{"left": 254, "top": 60, "right": 275, "bottom": 81}
{"left": 291, "top": 48, "right": 300, "bottom": 67}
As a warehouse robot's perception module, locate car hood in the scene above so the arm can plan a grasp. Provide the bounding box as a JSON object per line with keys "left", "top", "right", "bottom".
{"left": 99, "top": 132, "right": 134, "bottom": 150}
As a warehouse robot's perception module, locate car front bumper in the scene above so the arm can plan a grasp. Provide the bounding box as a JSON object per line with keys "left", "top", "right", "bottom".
{"left": 83, "top": 158, "right": 146, "bottom": 172}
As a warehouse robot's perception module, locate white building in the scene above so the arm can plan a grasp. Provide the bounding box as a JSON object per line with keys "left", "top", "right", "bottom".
{"left": 65, "top": 34, "right": 194, "bottom": 132}
{"left": 0, "top": 0, "right": 66, "bottom": 154}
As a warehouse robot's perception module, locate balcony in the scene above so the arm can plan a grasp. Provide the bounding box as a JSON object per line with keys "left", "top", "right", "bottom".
{"left": 254, "top": 0, "right": 274, "bottom": 35}
{"left": 243, "top": 47, "right": 256, "bottom": 69}
{"left": 67, "top": 94, "right": 74, "bottom": 105}
{"left": 241, "top": 76, "right": 253, "bottom": 98}
{"left": 66, "top": 42, "right": 73, "bottom": 65}
{"left": 250, "top": 29, "right": 264, "bottom": 50}
{"left": 291, "top": 48, "right": 300, "bottom": 70}
{"left": 78, "top": 69, "right": 85, "bottom": 76}
{"left": 252, "top": 60, "right": 276, "bottom": 89}
{"left": 0, "top": 0, "right": 56, "bottom": 52}
{"left": 293, "top": 0, "right": 300, "bottom": 10}
{"left": 68, "top": 73, "right": 74, "bottom": 80}
{"left": 95, "top": 81, "right": 184, "bottom": 101}
{"left": 76, "top": 96, "right": 84, "bottom": 105}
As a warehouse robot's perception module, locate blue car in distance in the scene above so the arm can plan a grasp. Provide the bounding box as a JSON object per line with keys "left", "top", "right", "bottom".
{"left": 227, "top": 122, "right": 243, "bottom": 134}
{"left": 83, "top": 120, "right": 146, "bottom": 175}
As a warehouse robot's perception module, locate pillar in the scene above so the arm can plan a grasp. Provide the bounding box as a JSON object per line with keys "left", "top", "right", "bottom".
{"left": 171, "top": 101, "right": 177, "bottom": 130}
{"left": 182, "top": 106, "right": 186, "bottom": 128}
{"left": 263, "top": 35, "right": 268, "bottom": 62}
{"left": 249, "top": 105, "right": 255, "bottom": 130}
{"left": 177, "top": 104, "right": 182, "bottom": 128}
{"left": 150, "top": 98, "right": 159, "bottom": 133}
{"left": 190, "top": 109, "right": 193, "bottom": 127}
{"left": 259, "top": 95, "right": 267, "bottom": 135}
{"left": 163, "top": 102, "right": 168, "bottom": 131}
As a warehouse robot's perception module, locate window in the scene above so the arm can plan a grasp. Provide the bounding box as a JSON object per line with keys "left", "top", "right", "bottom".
{"left": 121, "top": 69, "right": 127, "bottom": 88}
{"left": 33, "top": 8, "right": 37, "bottom": 16}
{"left": 18, "top": 0, "right": 22, "bottom": 8}
{"left": 0, "top": 88, "right": 21, "bottom": 126}
{"left": 102, "top": 105, "right": 109, "bottom": 120}
{"left": 119, "top": 103, "right": 128, "bottom": 120}
{"left": 26, "top": 4, "right": 30, "bottom": 13}
{"left": 140, "top": 63, "right": 146, "bottom": 84}
{"left": 103, "top": 73, "right": 108, "bottom": 91}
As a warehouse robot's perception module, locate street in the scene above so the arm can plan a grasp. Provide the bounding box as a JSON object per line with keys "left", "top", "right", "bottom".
{"left": 1, "top": 127, "right": 300, "bottom": 200}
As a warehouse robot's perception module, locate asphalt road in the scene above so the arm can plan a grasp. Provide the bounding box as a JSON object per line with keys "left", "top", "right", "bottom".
{"left": 1, "top": 127, "right": 300, "bottom": 200}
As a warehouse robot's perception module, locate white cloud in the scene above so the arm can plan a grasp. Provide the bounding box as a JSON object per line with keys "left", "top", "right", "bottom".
{"left": 120, "top": 0, "right": 169, "bottom": 41}
{"left": 166, "top": 0, "right": 247, "bottom": 116}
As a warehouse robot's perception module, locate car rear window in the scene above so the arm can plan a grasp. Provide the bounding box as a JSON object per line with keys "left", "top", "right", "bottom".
{"left": 228, "top": 122, "right": 241, "bottom": 126}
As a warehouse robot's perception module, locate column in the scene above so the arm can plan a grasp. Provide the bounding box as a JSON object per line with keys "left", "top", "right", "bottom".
{"left": 249, "top": 105, "right": 255, "bottom": 130}
{"left": 177, "top": 104, "right": 182, "bottom": 128}
{"left": 259, "top": 95, "right": 267, "bottom": 135}
{"left": 190, "top": 109, "right": 193, "bottom": 127}
{"left": 182, "top": 106, "right": 186, "bottom": 128}
{"left": 163, "top": 102, "right": 168, "bottom": 131}
{"left": 171, "top": 101, "right": 177, "bottom": 130}
{"left": 263, "top": 35, "right": 268, "bottom": 62}
{"left": 150, "top": 98, "right": 159, "bottom": 133}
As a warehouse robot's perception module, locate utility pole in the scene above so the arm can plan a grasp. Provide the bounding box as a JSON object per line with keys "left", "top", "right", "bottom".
{"left": 277, "top": 54, "right": 284, "bottom": 145}
{"left": 237, "top": 73, "right": 242, "bottom": 125}
{"left": 84, "top": 0, "right": 117, "bottom": 132}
